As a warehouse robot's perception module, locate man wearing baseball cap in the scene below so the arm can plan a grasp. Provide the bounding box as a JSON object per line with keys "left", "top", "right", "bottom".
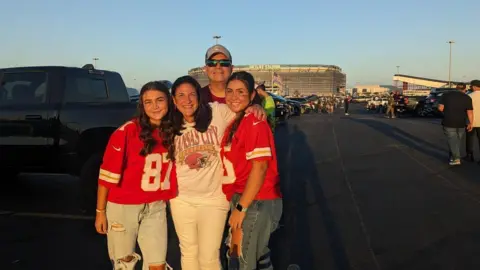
{"left": 466, "top": 79, "right": 480, "bottom": 163}
{"left": 200, "top": 44, "right": 233, "bottom": 104}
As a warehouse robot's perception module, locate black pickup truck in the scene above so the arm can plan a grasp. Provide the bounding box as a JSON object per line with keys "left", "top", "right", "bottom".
{"left": 0, "top": 65, "right": 137, "bottom": 204}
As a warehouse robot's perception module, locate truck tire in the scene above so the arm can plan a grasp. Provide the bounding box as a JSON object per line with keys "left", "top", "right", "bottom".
{"left": 79, "top": 153, "right": 103, "bottom": 213}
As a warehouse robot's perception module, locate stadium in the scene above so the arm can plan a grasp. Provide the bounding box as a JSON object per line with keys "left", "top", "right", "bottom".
{"left": 188, "top": 64, "right": 346, "bottom": 96}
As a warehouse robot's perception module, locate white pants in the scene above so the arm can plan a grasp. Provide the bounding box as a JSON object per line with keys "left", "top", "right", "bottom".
{"left": 106, "top": 201, "right": 167, "bottom": 270}
{"left": 170, "top": 196, "right": 229, "bottom": 270}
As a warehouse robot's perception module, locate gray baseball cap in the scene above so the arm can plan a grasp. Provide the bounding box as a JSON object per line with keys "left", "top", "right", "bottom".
{"left": 205, "top": 44, "right": 232, "bottom": 62}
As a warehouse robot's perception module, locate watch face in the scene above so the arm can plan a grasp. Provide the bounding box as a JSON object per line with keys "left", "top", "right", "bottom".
{"left": 236, "top": 203, "right": 243, "bottom": 212}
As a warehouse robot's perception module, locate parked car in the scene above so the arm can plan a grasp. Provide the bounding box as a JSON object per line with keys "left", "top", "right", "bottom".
{"left": 0, "top": 64, "right": 136, "bottom": 205}
{"left": 366, "top": 97, "right": 387, "bottom": 111}
{"left": 286, "top": 99, "right": 302, "bottom": 116}
{"left": 289, "top": 97, "right": 314, "bottom": 113}
{"left": 422, "top": 88, "right": 456, "bottom": 116}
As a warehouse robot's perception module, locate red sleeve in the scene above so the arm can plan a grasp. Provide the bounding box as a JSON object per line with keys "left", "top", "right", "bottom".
{"left": 98, "top": 122, "right": 132, "bottom": 188}
{"left": 244, "top": 116, "right": 274, "bottom": 161}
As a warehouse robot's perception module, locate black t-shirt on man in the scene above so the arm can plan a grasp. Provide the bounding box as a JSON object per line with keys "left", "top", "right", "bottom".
{"left": 438, "top": 91, "right": 473, "bottom": 128}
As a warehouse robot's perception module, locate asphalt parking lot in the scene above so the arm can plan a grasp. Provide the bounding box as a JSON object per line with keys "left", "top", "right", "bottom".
{"left": 1, "top": 104, "right": 479, "bottom": 270}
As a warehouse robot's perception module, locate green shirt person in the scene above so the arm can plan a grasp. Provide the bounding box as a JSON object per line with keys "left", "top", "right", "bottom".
{"left": 255, "top": 83, "right": 276, "bottom": 132}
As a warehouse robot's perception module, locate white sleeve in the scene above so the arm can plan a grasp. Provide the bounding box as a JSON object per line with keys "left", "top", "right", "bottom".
{"left": 210, "top": 102, "right": 235, "bottom": 123}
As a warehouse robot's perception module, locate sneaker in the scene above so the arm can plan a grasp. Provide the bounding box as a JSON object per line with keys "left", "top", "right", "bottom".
{"left": 449, "top": 159, "right": 461, "bottom": 166}
{"left": 345, "top": 113, "right": 349, "bottom": 115}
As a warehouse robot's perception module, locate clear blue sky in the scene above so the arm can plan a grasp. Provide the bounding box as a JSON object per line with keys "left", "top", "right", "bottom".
{"left": 1, "top": 0, "right": 479, "bottom": 88}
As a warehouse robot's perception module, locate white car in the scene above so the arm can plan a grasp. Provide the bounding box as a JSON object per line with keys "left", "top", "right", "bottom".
{"left": 366, "top": 97, "right": 387, "bottom": 109}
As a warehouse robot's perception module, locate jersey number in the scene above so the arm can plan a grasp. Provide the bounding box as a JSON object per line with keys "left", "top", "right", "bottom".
{"left": 141, "top": 153, "right": 172, "bottom": 192}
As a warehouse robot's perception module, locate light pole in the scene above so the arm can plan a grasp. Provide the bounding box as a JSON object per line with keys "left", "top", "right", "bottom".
{"left": 213, "top": 35, "right": 222, "bottom": 44}
{"left": 93, "top": 57, "right": 99, "bottom": 68}
{"left": 396, "top": 65, "right": 400, "bottom": 74}
{"left": 447, "top": 40, "right": 455, "bottom": 87}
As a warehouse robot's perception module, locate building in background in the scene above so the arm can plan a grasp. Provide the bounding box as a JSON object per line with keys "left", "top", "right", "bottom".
{"left": 393, "top": 74, "right": 471, "bottom": 91}
{"left": 352, "top": 85, "right": 390, "bottom": 95}
{"left": 188, "top": 64, "right": 346, "bottom": 96}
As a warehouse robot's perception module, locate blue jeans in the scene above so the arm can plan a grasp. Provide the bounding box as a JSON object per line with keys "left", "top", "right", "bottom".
{"left": 227, "top": 193, "right": 283, "bottom": 270}
{"left": 443, "top": 127, "right": 465, "bottom": 160}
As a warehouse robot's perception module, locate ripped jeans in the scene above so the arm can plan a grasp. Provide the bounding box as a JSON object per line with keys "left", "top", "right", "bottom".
{"left": 106, "top": 200, "right": 168, "bottom": 270}
{"left": 226, "top": 194, "right": 283, "bottom": 270}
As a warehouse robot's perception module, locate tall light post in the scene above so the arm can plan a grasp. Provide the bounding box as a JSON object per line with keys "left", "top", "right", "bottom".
{"left": 396, "top": 65, "right": 400, "bottom": 74}
{"left": 447, "top": 40, "right": 455, "bottom": 87}
{"left": 213, "top": 35, "right": 222, "bottom": 44}
{"left": 93, "top": 57, "right": 99, "bottom": 68}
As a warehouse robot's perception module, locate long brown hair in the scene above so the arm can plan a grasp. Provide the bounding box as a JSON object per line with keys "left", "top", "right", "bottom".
{"left": 169, "top": 75, "right": 213, "bottom": 160}
{"left": 137, "top": 81, "right": 174, "bottom": 159}
{"left": 225, "top": 71, "right": 261, "bottom": 145}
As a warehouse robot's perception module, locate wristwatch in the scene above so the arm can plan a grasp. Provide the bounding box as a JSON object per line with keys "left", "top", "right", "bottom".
{"left": 235, "top": 203, "right": 247, "bottom": 212}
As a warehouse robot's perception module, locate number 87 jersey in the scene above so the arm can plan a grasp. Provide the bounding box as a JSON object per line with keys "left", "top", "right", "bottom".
{"left": 98, "top": 120, "right": 177, "bottom": 204}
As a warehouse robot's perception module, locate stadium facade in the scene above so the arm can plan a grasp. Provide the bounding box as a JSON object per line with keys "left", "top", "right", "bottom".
{"left": 188, "top": 64, "right": 346, "bottom": 96}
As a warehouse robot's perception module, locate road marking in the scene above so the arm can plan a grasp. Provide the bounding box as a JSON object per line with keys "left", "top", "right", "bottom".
{"left": 332, "top": 124, "right": 382, "bottom": 270}
{"left": 0, "top": 211, "right": 94, "bottom": 220}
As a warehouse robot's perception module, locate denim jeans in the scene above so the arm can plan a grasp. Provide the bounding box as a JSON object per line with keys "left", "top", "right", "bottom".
{"left": 443, "top": 127, "right": 465, "bottom": 160}
{"left": 227, "top": 193, "right": 283, "bottom": 270}
{"left": 106, "top": 201, "right": 167, "bottom": 270}
{"left": 466, "top": 127, "right": 480, "bottom": 155}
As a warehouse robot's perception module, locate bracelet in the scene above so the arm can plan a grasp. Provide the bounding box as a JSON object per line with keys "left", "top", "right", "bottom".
{"left": 95, "top": 209, "right": 106, "bottom": 213}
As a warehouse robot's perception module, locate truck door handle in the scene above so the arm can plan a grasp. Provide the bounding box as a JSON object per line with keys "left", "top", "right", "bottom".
{"left": 25, "top": 115, "right": 42, "bottom": 120}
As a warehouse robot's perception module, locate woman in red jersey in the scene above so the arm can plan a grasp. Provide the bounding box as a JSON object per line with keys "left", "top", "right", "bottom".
{"left": 94, "top": 81, "right": 176, "bottom": 270}
{"left": 221, "top": 71, "right": 283, "bottom": 270}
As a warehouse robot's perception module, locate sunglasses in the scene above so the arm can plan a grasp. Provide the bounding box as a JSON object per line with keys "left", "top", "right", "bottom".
{"left": 206, "top": 59, "right": 232, "bottom": 67}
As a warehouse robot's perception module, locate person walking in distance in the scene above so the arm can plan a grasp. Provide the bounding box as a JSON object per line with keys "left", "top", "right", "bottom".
{"left": 385, "top": 92, "right": 396, "bottom": 119}
{"left": 200, "top": 44, "right": 234, "bottom": 104}
{"left": 344, "top": 95, "right": 351, "bottom": 115}
{"left": 466, "top": 80, "right": 480, "bottom": 164}
{"left": 438, "top": 85, "right": 474, "bottom": 165}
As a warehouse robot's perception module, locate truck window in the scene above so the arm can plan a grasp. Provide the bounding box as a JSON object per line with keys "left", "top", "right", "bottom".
{"left": 64, "top": 75, "right": 108, "bottom": 102}
{"left": 105, "top": 72, "right": 129, "bottom": 102}
{"left": 0, "top": 72, "right": 47, "bottom": 105}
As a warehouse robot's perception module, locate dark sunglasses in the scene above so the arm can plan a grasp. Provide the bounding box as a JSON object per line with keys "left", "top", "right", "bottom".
{"left": 206, "top": 59, "right": 232, "bottom": 67}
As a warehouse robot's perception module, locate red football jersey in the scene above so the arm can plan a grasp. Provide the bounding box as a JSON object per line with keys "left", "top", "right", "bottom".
{"left": 221, "top": 113, "right": 281, "bottom": 201}
{"left": 98, "top": 120, "right": 177, "bottom": 204}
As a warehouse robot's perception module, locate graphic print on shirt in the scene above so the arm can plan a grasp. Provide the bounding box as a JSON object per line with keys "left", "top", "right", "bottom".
{"left": 175, "top": 125, "right": 220, "bottom": 170}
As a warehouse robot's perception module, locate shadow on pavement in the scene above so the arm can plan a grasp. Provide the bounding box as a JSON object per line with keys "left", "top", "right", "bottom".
{"left": 348, "top": 118, "right": 445, "bottom": 162}
{"left": 274, "top": 123, "right": 351, "bottom": 270}
{"left": 347, "top": 117, "right": 480, "bottom": 185}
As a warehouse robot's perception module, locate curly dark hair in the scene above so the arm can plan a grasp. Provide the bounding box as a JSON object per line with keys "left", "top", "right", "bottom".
{"left": 225, "top": 71, "right": 262, "bottom": 145}
{"left": 136, "top": 81, "right": 174, "bottom": 159}
{"left": 169, "top": 75, "right": 213, "bottom": 160}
